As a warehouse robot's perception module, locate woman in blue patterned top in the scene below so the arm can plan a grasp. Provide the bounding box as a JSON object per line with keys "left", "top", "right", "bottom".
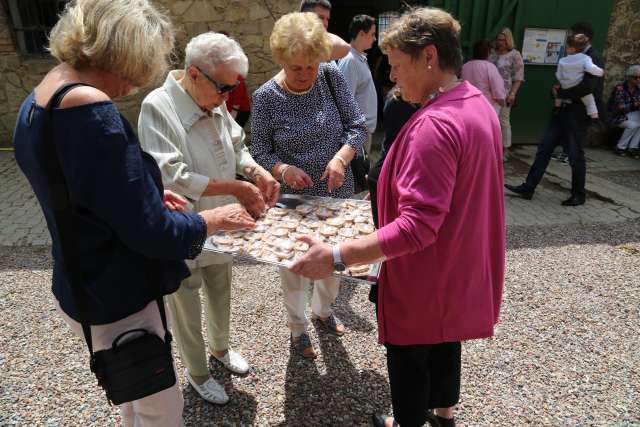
{"left": 250, "top": 12, "right": 367, "bottom": 357}
{"left": 12, "top": 1, "right": 254, "bottom": 423}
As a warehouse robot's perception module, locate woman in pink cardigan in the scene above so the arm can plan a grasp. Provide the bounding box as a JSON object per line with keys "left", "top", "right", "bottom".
{"left": 290, "top": 7, "right": 505, "bottom": 427}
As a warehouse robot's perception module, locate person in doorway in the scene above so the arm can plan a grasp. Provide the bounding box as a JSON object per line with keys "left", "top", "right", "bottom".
{"left": 608, "top": 65, "right": 640, "bottom": 158}
{"left": 338, "top": 14, "right": 378, "bottom": 153}
{"left": 290, "top": 7, "right": 505, "bottom": 427}
{"left": 461, "top": 39, "right": 505, "bottom": 115}
{"left": 490, "top": 28, "right": 524, "bottom": 161}
{"left": 226, "top": 75, "right": 251, "bottom": 127}
{"left": 218, "top": 32, "right": 252, "bottom": 128}
{"left": 138, "top": 32, "right": 280, "bottom": 405}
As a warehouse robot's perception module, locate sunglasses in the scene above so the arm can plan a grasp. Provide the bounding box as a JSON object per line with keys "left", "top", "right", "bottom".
{"left": 630, "top": 75, "right": 640, "bottom": 80}
{"left": 196, "top": 66, "right": 239, "bottom": 94}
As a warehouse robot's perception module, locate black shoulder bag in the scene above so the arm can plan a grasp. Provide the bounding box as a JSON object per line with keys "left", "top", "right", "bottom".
{"left": 41, "top": 83, "right": 176, "bottom": 405}
{"left": 325, "top": 67, "right": 370, "bottom": 194}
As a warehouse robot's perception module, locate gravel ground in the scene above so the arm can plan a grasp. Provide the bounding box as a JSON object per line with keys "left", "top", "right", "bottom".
{"left": 1, "top": 220, "right": 639, "bottom": 426}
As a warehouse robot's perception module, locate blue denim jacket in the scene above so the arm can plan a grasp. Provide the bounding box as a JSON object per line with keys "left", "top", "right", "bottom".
{"left": 13, "top": 92, "right": 206, "bottom": 324}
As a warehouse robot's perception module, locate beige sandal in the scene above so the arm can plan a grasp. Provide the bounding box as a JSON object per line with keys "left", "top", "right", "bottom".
{"left": 291, "top": 332, "right": 317, "bottom": 358}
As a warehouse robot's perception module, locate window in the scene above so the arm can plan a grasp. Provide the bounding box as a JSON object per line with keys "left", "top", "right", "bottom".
{"left": 4, "top": 0, "right": 69, "bottom": 55}
{"left": 377, "top": 11, "right": 400, "bottom": 44}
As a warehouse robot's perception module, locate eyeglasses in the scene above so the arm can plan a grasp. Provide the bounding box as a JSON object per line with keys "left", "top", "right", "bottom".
{"left": 630, "top": 75, "right": 640, "bottom": 80}
{"left": 195, "top": 66, "right": 239, "bottom": 94}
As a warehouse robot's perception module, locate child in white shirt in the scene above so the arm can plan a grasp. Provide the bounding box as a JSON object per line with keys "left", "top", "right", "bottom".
{"left": 555, "top": 33, "right": 604, "bottom": 118}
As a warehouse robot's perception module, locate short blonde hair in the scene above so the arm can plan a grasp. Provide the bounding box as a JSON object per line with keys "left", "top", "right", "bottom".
{"left": 270, "top": 12, "right": 332, "bottom": 64}
{"left": 48, "top": 0, "right": 175, "bottom": 87}
{"left": 379, "top": 7, "right": 462, "bottom": 73}
{"left": 497, "top": 28, "right": 515, "bottom": 51}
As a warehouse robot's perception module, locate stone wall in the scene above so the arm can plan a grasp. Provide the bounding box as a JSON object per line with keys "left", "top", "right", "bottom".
{"left": 0, "top": 0, "right": 298, "bottom": 147}
{"left": 1, "top": 0, "right": 637, "bottom": 147}
{"left": 604, "top": 0, "right": 640, "bottom": 101}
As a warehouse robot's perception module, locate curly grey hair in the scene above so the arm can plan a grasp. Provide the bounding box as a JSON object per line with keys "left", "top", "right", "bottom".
{"left": 185, "top": 32, "right": 248, "bottom": 77}
{"left": 626, "top": 64, "right": 640, "bottom": 78}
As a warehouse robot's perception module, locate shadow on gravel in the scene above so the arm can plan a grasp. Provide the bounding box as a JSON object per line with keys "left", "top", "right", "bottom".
{"left": 181, "top": 360, "right": 258, "bottom": 426}
{"left": 334, "top": 280, "right": 376, "bottom": 333}
{"left": 507, "top": 221, "right": 640, "bottom": 251}
{"left": 280, "top": 329, "right": 391, "bottom": 427}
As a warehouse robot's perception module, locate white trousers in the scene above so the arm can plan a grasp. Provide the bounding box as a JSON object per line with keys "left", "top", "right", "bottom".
{"left": 498, "top": 105, "right": 512, "bottom": 148}
{"left": 57, "top": 299, "right": 183, "bottom": 427}
{"left": 616, "top": 110, "right": 640, "bottom": 150}
{"left": 279, "top": 268, "right": 341, "bottom": 337}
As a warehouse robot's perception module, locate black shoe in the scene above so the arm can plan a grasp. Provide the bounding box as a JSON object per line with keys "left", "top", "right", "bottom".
{"left": 561, "top": 195, "right": 585, "bottom": 206}
{"left": 505, "top": 183, "right": 533, "bottom": 200}
{"left": 630, "top": 148, "right": 640, "bottom": 159}
{"left": 614, "top": 148, "right": 627, "bottom": 157}
{"left": 371, "top": 414, "right": 398, "bottom": 427}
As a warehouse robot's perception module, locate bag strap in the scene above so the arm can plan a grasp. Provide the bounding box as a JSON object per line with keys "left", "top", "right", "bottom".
{"left": 40, "top": 84, "right": 171, "bottom": 365}
{"left": 324, "top": 66, "right": 366, "bottom": 161}
{"left": 40, "top": 83, "right": 96, "bottom": 358}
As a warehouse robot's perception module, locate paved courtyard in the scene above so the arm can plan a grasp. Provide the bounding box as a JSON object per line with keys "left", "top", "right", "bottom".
{"left": 1, "top": 148, "right": 639, "bottom": 425}
{"left": 2, "top": 147, "right": 639, "bottom": 247}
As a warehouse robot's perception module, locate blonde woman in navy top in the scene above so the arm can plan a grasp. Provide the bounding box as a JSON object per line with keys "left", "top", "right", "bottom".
{"left": 13, "top": 1, "right": 254, "bottom": 424}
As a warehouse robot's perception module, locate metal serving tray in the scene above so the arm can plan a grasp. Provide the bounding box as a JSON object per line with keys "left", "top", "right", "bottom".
{"left": 202, "top": 194, "right": 381, "bottom": 284}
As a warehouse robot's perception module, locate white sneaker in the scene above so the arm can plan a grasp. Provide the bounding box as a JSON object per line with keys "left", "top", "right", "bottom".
{"left": 212, "top": 349, "right": 250, "bottom": 375}
{"left": 184, "top": 369, "right": 229, "bottom": 405}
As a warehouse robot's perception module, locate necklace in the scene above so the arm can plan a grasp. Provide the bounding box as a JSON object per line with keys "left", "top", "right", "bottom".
{"left": 282, "top": 78, "right": 313, "bottom": 96}
{"left": 424, "top": 77, "right": 461, "bottom": 103}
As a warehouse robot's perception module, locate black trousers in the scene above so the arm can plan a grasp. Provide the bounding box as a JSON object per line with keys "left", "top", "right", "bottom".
{"left": 385, "top": 342, "right": 462, "bottom": 427}
{"left": 523, "top": 104, "right": 587, "bottom": 198}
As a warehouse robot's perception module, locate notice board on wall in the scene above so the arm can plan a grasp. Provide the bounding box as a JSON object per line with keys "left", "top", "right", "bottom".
{"left": 522, "top": 28, "right": 568, "bottom": 65}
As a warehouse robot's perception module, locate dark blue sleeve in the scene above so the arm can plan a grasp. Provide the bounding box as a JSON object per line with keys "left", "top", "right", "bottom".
{"left": 58, "top": 103, "right": 206, "bottom": 260}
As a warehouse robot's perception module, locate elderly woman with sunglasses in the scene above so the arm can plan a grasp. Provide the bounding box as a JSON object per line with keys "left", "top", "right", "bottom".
{"left": 138, "top": 32, "right": 280, "bottom": 405}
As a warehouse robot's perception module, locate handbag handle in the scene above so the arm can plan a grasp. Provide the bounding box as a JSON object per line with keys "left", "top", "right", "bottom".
{"left": 112, "top": 329, "right": 150, "bottom": 349}
{"left": 324, "top": 66, "right": 367, "bottom": 161}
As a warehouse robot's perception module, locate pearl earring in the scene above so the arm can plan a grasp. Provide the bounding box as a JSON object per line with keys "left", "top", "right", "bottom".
{"left": 427, "top": 65, "right": 432, "bottom": 70}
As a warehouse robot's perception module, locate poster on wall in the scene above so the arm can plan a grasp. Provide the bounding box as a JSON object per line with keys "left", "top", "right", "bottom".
{"left": 522, "top": 28, "right": 568, "bottom": 65}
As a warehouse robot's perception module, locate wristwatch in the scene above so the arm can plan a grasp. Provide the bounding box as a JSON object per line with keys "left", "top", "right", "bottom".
{"left": 332, "top": 245, "right": 346, "bottom": 272}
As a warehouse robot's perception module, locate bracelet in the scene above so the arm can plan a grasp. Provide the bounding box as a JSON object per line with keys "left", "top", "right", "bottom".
{"left": 245, "top": 165, "right": 258, "bottom": 181}
{"left": 280, "top": 165, "right": 292, "bottom": 184}
{"left": 333, "top": 155, "right": 347, "bottom": 168}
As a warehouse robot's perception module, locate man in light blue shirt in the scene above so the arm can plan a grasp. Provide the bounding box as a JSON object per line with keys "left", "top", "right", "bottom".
{"left": 337, "top": 14, "right": 378, "bottom": 153}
